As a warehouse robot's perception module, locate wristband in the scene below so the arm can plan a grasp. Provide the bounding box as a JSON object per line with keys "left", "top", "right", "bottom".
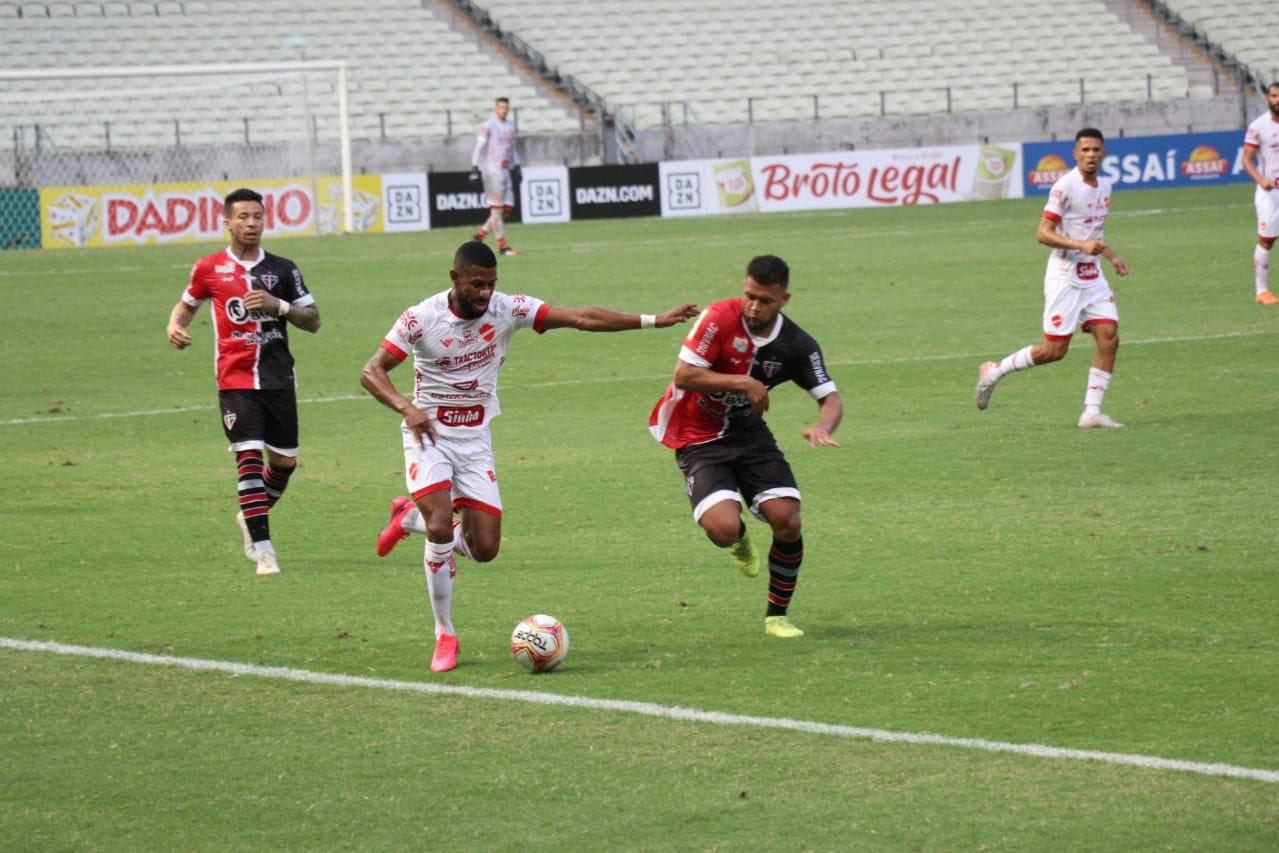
{"left": 277, "top": 300, "right": 292, "bottom": 317}
{"left": 640, "top": 314, "right": 656, "bottom": 329}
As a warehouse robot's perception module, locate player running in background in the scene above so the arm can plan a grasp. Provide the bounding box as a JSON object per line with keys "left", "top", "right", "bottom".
{"left": 166, "top": 188, "right": 322, "bottom": 576}
{"left": 361, "top": 240, "right": 697, "bottom": 673}
{"left": 1242, "top": 82, "right": 1279, "bottom": 305}
{"left": 974, "top": 128, "right": 1131, "bottom": 429}
{"left": 470, "top": 97, "right": 521, "bottom": 257}
{"left": 649, "top": 255, "right": 842, "bottom": 639}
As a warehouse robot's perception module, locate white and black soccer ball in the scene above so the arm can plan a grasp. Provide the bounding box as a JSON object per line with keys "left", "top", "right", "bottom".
{"left": 511, "top": 614, "right": 569, "bottom": 673}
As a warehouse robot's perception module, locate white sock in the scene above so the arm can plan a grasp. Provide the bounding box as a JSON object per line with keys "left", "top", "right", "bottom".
{"left": 402, "top": 506, "right": 426, "bottom": 535}
{"left": 424, "top": 539, "right": 455, "bottom": 638}
{"left": 1256, "top": 246, "right": 1271, "bottom": 295}
{"left": 452, "top": 519, "right": 475, "bottom": 561}
{"left": 255, "top": 539, "right": 275, "bottom": 555}
{"left": 1082, "top": 367, "right": 1111, "bottom": 417}
{"left": 995, "top": 345, "right": 1036, "bottom": 378}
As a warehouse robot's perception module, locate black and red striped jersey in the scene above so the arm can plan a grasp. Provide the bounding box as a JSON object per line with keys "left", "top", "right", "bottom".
{"left": 649, "top": 297, "right": 836, "bottom": 449}
{"left": 182, "top": 247, "right": 315, "bottom": 390}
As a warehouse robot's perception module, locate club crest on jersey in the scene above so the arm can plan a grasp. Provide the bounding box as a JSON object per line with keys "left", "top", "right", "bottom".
{"left": 439, "top": 337, "right": 454, "bottom": 348}
{"left": 258, "top": 274, "right": 279, "bottom": 289}
{"left": 759, "top": 360, "right": 782, "bottom": 378}
{"left": 731, "top": 337, "right": 749, "bottom": 353}
{"left": 479, "top": 323, "right": 496, "bottom": 343}
{"left": 222, "top": 411, "right": 237, "bottom": 430}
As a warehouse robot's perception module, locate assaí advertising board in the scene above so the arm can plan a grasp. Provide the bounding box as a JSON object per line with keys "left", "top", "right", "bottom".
{"left": 1022, "top": 130, "right": 1248, "bottom": 195}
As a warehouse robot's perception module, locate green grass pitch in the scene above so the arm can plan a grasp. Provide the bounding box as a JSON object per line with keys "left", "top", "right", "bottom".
{"left": 1, "top": 185, "right": 1277, "bottom": 849}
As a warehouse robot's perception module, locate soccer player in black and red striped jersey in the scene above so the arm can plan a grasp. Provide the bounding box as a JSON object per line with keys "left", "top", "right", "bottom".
{"left": 649, "top": 255, "right": 842, "bottom": 638}
{"left": 166, "top": 188, "right": 321, "bottom": 576}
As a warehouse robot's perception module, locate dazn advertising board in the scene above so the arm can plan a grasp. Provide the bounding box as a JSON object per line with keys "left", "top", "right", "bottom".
{"left": 428, "top": 170, "right": 523, "bottom": 229}
{"left": 568, "top": 164, "right": 661, "bottom": 220}
{"left": 1022, "top": 130, "right": 1250, "bottom": 195}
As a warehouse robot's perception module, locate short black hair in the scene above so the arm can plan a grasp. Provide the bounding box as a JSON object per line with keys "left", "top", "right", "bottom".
{"left": 496, "top": 96, "right": 510, "bottom": 106}
{"left": 1269, "top": 82, "right": 1279, "bottom": 93}
{"left": 746, "top": 255, "right": 789, "bottom": 288}
{"left": 454, "top": 239, "right": 497, "bottom": 270}
{"left": 1075, "top": 127, "right": 1105, "bottom": 143}
{"left": 223, "top": 187, "right": 263, "bottom": 215}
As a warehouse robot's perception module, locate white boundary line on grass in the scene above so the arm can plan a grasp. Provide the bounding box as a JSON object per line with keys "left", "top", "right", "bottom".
{"left": 1, "top": 329, "right": 1270, "bottom": 428}
{"left": 3, "top": 636, "right": 1277, "bottom": 785}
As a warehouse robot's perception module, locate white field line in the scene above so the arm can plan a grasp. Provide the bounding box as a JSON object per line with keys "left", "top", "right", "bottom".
{"left": 1, "top": 329, "right": 1271, "bottom": 428}
{"left": 3, "top": 636, "right": 1276, "bottom": 785}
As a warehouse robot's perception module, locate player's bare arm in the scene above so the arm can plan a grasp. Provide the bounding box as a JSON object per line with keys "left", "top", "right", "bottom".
{"left": 1037, "top": 216, "right": 1106, "bottom": 256}
{"left": 1242, "top": 145, "right": 1274, "bottom": 191}
{"left": 360, "top": 348, "right": 436, "bottom": 447}
{"left": 540, "top": 303, "right": 699, "bottom": 332}
{"left": 801, "top": 392, "right": 843, "bottom": 448}
{"left": 673, "top": 361, "right": 769, "bottom": 415}
{"left": 1101, "top": 245, "right": 1130, "bottom": 277}
{"left": 241, "top": 290, "right": 322, "bottom": 333}
{"left": 166, "top": 300, "right": 197, "bottom": 350}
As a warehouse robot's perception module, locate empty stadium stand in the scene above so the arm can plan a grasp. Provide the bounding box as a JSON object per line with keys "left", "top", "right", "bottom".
{"left": 474, "top": 0, "right": 1205, "bottom": 129}
{"left": 0, "top": 0, "right": 583, "bottom": 152}
{"left": 1161, "top": 0, "right": 1278, "bottom": 85}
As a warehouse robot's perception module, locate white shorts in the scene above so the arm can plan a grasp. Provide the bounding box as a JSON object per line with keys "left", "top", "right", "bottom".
{"left": 482, "top": 166, "right": 513, "bottom": 209}
{"left": 400, "top": 424, "right": 503, "bottom": 517}
{"left": 1255, "top": 186, "right": 1279, "bottom": 240}
{"left": 1042, "top": 274, "right": 1118, "bottom": 340}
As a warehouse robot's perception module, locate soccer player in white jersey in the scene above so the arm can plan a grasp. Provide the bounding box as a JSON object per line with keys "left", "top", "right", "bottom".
{"left": 469, "top": 97, "right": 521, "bottom": 257}
{"left": 1242, "top": 82, "right": 1279, "bottom": 305}
{"left": 974, "top": 128, "right": 1131, "bottom": 429}
{"left": 360, "top": 240, "right": 698, "bottom": 673}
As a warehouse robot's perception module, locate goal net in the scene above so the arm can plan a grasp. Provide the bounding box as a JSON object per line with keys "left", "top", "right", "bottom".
{"left": 0, "top": 60, "right": 353, "bottom": 249}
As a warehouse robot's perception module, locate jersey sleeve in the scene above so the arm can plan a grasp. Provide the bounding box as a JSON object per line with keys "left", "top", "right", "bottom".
{"left": 381, "top": 306, "right": 423, "bottom": 362}
{"left": 282, "top": 260, "right": 315, "bottom": 308}
{"left": 793, "top": 335, "right": 837, "bottom": 400}
{"left": 677, "top": 305, "right": 726, "bottom": 368}
{"left": 1244, "top": 120, "right": 1260, "bottom": 149}
{"left": 504, "top": 294, "right": 549, "bottom": 333}
{"left": 181, "top": 259, "right": 208, "bottom": 306}
{"left": 1042, "top": 176, "right": 1069, "bottom": 223}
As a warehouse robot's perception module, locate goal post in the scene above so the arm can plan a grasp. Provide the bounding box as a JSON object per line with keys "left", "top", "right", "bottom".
{"left": 0, "top": 60, "right": 354, "bottom": 245}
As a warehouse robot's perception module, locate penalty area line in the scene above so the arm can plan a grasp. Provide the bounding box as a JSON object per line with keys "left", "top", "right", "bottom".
{"left": 3, "top": 636, "right": 1277, "bottom": 785}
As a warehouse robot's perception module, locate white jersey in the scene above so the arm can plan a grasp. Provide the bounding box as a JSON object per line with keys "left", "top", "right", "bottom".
{"left": 1042, "top": 167, "right": 1113, "bottom": 287}
{"left": 1244, "top": 112, "right": 1279, "bottom": 183}
{"left": 381, "top": 290, "right": 549, "bottom": 439}
{"left": 473, "top": 115, "right": 518, "bottom": 169}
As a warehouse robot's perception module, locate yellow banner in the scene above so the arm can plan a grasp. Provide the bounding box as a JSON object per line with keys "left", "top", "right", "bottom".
{"left": 39, "top": 175, "right": 384, "bottom": 249}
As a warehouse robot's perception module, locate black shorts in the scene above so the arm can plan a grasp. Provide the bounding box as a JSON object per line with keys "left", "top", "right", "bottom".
{"left": 674, "top": 425, "right": 799, "bottom": 520}
{"left": 218, "top": 389, "right": 299, "bottom": 456}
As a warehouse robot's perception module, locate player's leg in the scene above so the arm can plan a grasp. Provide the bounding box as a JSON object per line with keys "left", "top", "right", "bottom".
{"left": 448, "top": 434, "right": 504, "bottom": 563}
{"left": 220, "top": 391, "right": 279, "bottom": 574}
{"left": 261, "top": 389, "right": 299, "bottom": 509}
{"left": 415, "top": 485, "right": 461, "bottom": 672}
{"left": 739, "top": 442, "right": 805, "bottom": 638}
{"left": 975, "top": 276, "right": 1074, "bottom": 410}
{"left": 1077, "top": 311, "right": 1122, "bottom": 429}
{"left": 1253, "top": 187, "right": 1277, "bottom": 304}
{"left": 677, "top": 445, "right": 759, "bottom": 576}
{"left": 496, "top": 170, "right": 516, "bottom": 256}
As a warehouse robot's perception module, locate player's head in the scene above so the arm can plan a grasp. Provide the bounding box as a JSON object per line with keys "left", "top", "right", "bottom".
{"left": 1072, "top": 129, "right": 1106, "bottom": 178}
{"left": 223, "top": 187, "right": 264, "bottom": 250}
{"left": 494, "top": 97, "right": 510, "bottom": 120}
{"left": 741, "top": 255, "right": 791, "bottom": 333}
{"left": 1267, "top": 82, "right": 1279, "bottom": 114}
{"left": 449, "top": 240, "right": 498, "bottom": 320}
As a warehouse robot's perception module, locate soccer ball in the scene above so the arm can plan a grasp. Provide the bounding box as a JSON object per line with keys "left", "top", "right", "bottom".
{"left": 511, "top": 614, "right": 569, "bottom": 673}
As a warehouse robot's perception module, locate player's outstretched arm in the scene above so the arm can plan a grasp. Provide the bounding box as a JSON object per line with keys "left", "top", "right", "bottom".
{"left": 166, "top": 301, "right": 197, "bottom": 350}
{"left": 541, "top": 303, "right": 698, "bottom": 332}
{"left": 802, "top": 392, "right": 843, "bottom": 448}
{"left": 360, "top": 348, "right": 436, "bottom": 447}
